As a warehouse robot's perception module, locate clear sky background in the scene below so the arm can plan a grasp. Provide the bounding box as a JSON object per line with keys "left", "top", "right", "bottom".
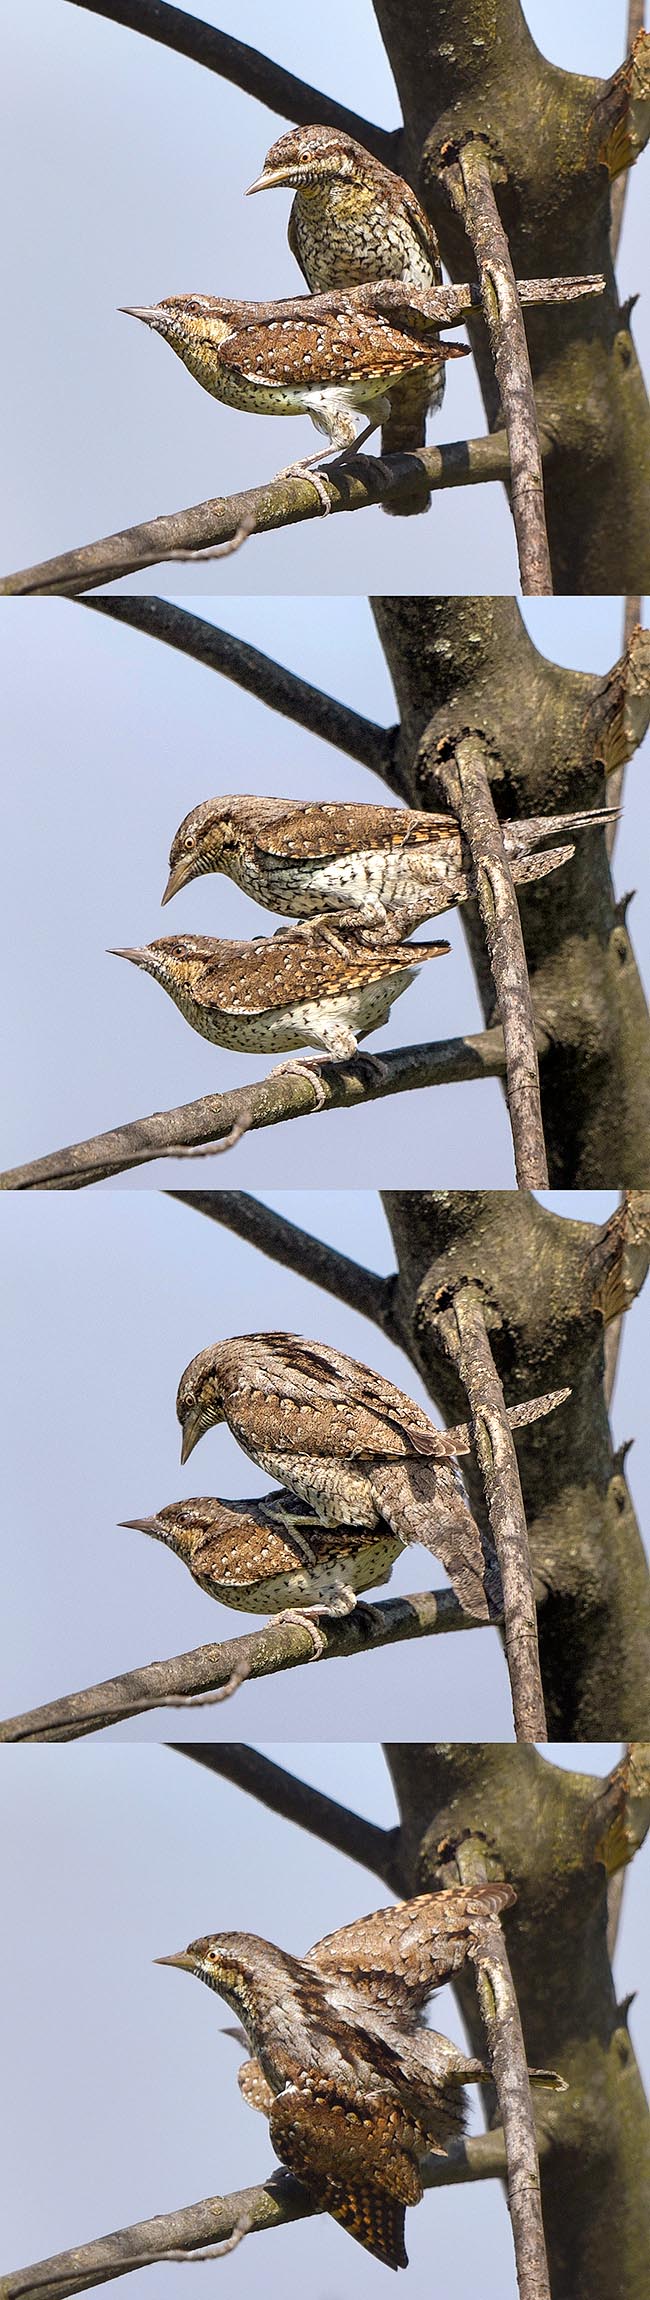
{"left": 2, "top": 1, "right": 648, "bottom": 592}
{"left": 1, "top": 1745, "right": 648, "bottom": 2300}
{"left": 2, "top": 1187, "right": 648, "bottom": 1739}
{"left": 2, "top": 594, "right": 648, "bottom": 1189}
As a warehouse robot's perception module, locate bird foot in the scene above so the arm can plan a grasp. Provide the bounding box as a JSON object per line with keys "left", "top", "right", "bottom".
{"left": 274, "top": 459, "right": 332, "bottom": 514}
{"left": 351, "top": 1599, "right": 386, "bottom": 1637}
{"left": 269, "top": 1056, "right": 329, "bottom": 1110}
{"left": 276, "top": 1608, "right": 329, "bottom": 1660}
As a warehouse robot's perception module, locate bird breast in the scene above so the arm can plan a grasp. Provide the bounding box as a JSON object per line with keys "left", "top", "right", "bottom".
{"left": 291, "top": 183, "right": 437, "bottom": 291}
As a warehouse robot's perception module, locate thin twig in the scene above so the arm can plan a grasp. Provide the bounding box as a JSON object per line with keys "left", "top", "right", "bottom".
{"left": 432, "top": 1280, "right": 548, "bottom": 1742}
{"left": 171, "top": 1745, "right": 402, "bottom": 1884}
{"left": 80, "top": 598, "right": 397, "bottom": 779}
{"left": 165, "top": 1189, "right": 399, "bottom": 1336}
{"left": 66, "top": 0, "right": 396, "bottom": 160}
{"left": 470, "top": 1920, "right": 552, "bottom": 2300}
{"left": 427, "top": 730, "right": 549, "bottom": 1187}
{"left": 440, "top": 138, "right": 553, "bottom": 594}
{"left": 0, "top": 1587, "right": 484, "bottom": 1743}
{"left": 0, "top": 1020, "right": 541, "bottom": 1191}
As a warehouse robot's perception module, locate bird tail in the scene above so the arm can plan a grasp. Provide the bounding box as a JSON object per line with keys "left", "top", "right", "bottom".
{"left": 370, "top": 1459, "right": 501, "bottom": 1621}
{"left": 329, "top": 2183, "right": 408, "bottom": 2270}
{"left": 381, "top": 369, "right": 443, "bottom": 516}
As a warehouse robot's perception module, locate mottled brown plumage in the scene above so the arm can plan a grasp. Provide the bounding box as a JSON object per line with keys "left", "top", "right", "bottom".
{"left": 247, "top": 123, "right": 444, "bottom": 505}
{"left": 121, "top": 1491, "right": 402, "bottom": 1623}
{"left": 110, "top": 919, "right": 450, "bottom": 1065}
{"left": 162, "top": 792, "right": 618, "bottom": 933}
{"left": 156, "top": 1885, "right": 516, "bottom": 2269}
{"left": 175, "top": 1332, "right": 501, "bottom": 1620}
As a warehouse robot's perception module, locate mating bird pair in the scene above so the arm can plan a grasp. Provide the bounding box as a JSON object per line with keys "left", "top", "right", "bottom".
{"left": 113, "top": 791, "right": 616, "bottom": 1084}
{"left": 121, "top": 123, "right": 462, "bottom": 503}
{"left": 123, "top": 1329, "right": 570, "bottom": 1643}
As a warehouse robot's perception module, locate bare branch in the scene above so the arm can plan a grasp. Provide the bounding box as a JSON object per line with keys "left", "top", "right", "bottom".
{"left": 438, "top": 138, "right": 553, "bottom": 595}
{"left": 586, "top": 1742, "right": 650, "bottom": 1877}
{"left": 597, "top": 17, "right": 650, "bottom": 257}
{"left": 0, "top": 2133, "right": 515, "bottom": 2300}
{"left": 426, "top": 731, "right": 549, "bottom": 1187}
{"left": 0, "top": 1020, "right": 534, "bottom": 1191}
{"left": 605, "top": 600, "right": 646, "bottom": 856}
{"left": 470, "top": 1919, "right": 552, "bottom": 2300}
{"left": 171, "top": 1744, "right": 402, "bottom": 1885}
{"left": 0, "top": 1585, "right": 484, "bottom": 1744}
{"left": 165, "top": 1188, "right": 400, "bottom": 1337}
{"left": 65, "top": 0, "right": 396, "bottom": 159}
{"left": 432, "top": 1281, "right": 548, "bottom": 1742}
{"left": 80, "top": 598, "right": 397, "bottom": 780}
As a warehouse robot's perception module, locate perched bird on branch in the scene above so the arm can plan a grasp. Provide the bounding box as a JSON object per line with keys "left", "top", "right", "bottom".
{"left": 156, "top": 1885, "right": 516, "bottom": 2269}
{"left": 121, "top": 1491, "right": 403, "bottom": 1650}
{"left": 121, "top": 292, "right": 465, "bottom": 500}
{"left": 247, "top": 122, "right": 445, "bottom": 512}
{"left": 109, "top": 918, "right": 450, "bottom": 1089}
{"left": 162, "top": 793, "right": 619, "bottom": 936}
{"left": 175, "top": 1331, "right": 501, "bottom": 1621}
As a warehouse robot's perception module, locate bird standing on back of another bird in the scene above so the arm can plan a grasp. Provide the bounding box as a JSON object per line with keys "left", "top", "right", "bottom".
{"left": 121, "top": 1490, "right": 403, "bottom": 1656}
{"left": 247, "top": 122, "right": 446, "bottom": 511}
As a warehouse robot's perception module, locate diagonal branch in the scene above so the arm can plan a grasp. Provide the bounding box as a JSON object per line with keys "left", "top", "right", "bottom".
{"left": 0, "top": 1586, "right": 484, "bottom": 1745}
{"left": 439, "top": 137, "right": 553, "bottom": 595}
{"left": 171, "top": 1743, "right": 401, "bottom": 1883}
{"left": 431, "top": 1281, "right": 548, "bottom": 1743}
{"left": 80, "top": 599, "right": 397, "bottom": 781}
{"left": 0, "top": 2133, "right": 514, "bottom": 2300}
{"left": 470, "top": 1918, "right": 551, "bottom": 2300}
{"left": 425, "top": 731, "right": 549, "bottom": 1187}
{"left": 165, "top": 1189, "right": 400, "bottom": 1337}
{"left": 601, "top": 9, "right": 649, "bottom": 259}
{"left": 66, "top": 0, "right": 397, "bottom": 160}
{"left": 0, "top": 1021, "right": 534, "bottom": 1192}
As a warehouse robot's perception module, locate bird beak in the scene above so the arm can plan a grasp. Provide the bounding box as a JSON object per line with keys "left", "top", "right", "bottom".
{"left": 154, "top": 1952, "right": 197, "bottom": 1972}
{"left": 119, "top": 305, "right": 160, "bottom": 328}
{"left": 108, "top": 946, "right": 150, "bottom": 968}
{"left": 119, "top": 1516, "right": 162, "bottom": 1538}
{"left": 180, "top": 1410, "right": 204, "bottom": 1466}
{"left": 161, "top": 858, "right": 193, "bottom": 906}
{"left": 245, "top": 166, "right": 293, "bottom": 194}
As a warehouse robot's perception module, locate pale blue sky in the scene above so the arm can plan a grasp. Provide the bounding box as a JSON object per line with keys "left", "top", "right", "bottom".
{"left": 1, "top": 1745, "right": 648, "bottom": 2300}
{"left": 2, "top": 1, "right": 648, "bottom": 591}
{"left": 1, "top": 595, "right": 647, "bottom": 1189}
{"left": 2, "top": 1188, "right": 648, "bottom": 1739}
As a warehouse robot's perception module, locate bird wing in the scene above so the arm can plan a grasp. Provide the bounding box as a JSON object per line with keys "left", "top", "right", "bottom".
{"left": 226, "top": 1333, "right": 462, "bottom": 1463}
{"left": 190, "top": 930, "right": 444, "bottom": 1015}
{"left": 398, "top": 178, "right": 442, "bottom": 279}
{"left": 218, "top": 310, "right": 439, "bottom": 388}
{"left": 287, "top": 203, "right": 311, "bottom": 284}
{"left": 248, "top": 800, "right": 444, "bottom": 865}
{"left": 269, "top": 2076, "right": 421, "bottom": 2270}
{"left": 306, "top": 1886, "right": 516, "bottom": 2025}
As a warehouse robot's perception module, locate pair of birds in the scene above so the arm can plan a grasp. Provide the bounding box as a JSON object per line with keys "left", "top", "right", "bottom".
{"left": 156, "top": 1881, "right": 561, "bottom": 2270}
{"left": 121, "top": 123, "right": 464, "bottom": 506}
{"left": 123, "top": 1328, "right": 569, "bottom": 1645}
{"left": 113, "top": 790, "right": 617, "bottom": 1086}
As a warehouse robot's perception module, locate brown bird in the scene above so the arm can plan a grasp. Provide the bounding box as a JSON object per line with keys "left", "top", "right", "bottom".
{"left": 247, "top": 123, "right": 445, "bottom": 510}
{"left": 121, "top": 1491, "right": 403, "bottom": 1651}
{"left": 156, "top": 1884, "right": 517, "bottom": 2269}
{"left": 121, "top": 291, "right": 464, "bottom": 499}
{"left": 109, "top": 919, "right": 450, "bottom": 1089}
{"left": 175, "top": 1331, "right": 501, "bottom": 1621}
{"left": 162, "top": 793, "right": 619, "bottom": 935}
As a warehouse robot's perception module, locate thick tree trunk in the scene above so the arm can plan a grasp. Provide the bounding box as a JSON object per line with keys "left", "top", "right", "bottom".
{"left": 373, "top": 597, "right": 650, "bottom": 1184}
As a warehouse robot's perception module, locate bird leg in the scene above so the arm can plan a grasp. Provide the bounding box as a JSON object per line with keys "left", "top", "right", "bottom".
{"left": 273, "top": 455, "right": 333, "bottom": 514}
{"left": 272, "top": 1608, "right": 330, "bottom": 1659}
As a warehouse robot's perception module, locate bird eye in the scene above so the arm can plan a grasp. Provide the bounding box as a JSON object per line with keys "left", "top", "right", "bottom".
{"left": 183, "top": 832, "right": 196, "bottom": 852}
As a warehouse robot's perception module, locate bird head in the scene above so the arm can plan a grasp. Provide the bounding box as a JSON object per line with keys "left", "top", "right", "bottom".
{"left": 108, "top": 935, "right": 210, "bottom": 992}
{"left": 119, "top": 1501, "right": 218, "bottom": 1561}
{"left": 155, "top": 1931, "right": 290, "bottom": 2042}
{"left": 247, "top": 124, "right": 364, "bottom": 195}
{"left": 176, "top": 1345, "right": 229, "bottom": 1464}
{"left": 120, "top": 296, "right": 237, "bottom": 349}
{"left": 162, "top": 797, "right": 244, "bottom": 905}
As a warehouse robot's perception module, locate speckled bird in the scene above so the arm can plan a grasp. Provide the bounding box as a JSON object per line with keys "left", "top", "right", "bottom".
{"left": 109, "top": 919, "right": 450, "bottom": 1073}
{"left": 162, "top": 793, "right": 619, "bottom": 936}
{"left": 247, "top": 123, "right": 445, "bottom": 504}
{"left": 121, "top": 290, "right": 463, "bottom": 476}
{"left": 121, "top": 1491, "right": 403, "bottom": 1644}
{"left": 156, "top": 1884, "right": 516, "bottom": 2269}
{"left": 175, "top": 1331, "right": 501, "bottom": 1621}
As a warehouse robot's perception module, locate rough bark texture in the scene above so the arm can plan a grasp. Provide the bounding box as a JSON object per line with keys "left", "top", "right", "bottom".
{"left": 374, "top": 596, "right": 650, "bottom": 1185}
{"left": 382, "top": 1191, "right": 650, "bottom": 1738}
{"left": 373, "top": 0, "right": 650, "bottom": 590}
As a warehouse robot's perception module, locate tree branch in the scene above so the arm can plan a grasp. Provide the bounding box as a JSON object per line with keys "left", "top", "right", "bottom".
{"left": 438, "top": 138, "right": 553, "bottom": 595}
{"left": 79, "top": 599, "right": 397, "bottom": 780}
{"left": 598, "top": 13, "right": 650, "bottom": 259}
{"left": 431, "top": 1281, "right": 548, "bottom": 1743}
{"left": 0, "top": 2132, "right": 514, "bottom": 2300}
{"left": 425, "top": 731, "right": 549, "bottom": 1187}
{"left": 470, "top": 1920, "right": 552, "bottom": 2300}
{"left": 170, "top": 1743, "right": 402, "bottom": 1884}
{"left": 0, "top": 1021, "right": 536, "bottom": 1191}
{"left": 65, "top": 0, "right": 396, "bottom": 159}
{"left": 0, "top": 1585, "right": 483, "bottom": 1743}
{"left": 606, "top": 598, "right": 645, "bottom": 856}
{"left": 165, "top": 1188, "right": 400, "bottom": 1337}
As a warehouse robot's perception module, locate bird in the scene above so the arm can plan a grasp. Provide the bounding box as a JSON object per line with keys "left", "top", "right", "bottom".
{"left": 109, "top": 918, "right": 451, "bottom": 1091}
{"left": 120, "top": 1491, "right": 403, "bottom": 1650}
{"left": 120, "top": 291, "right": 465, "bottom": 500}
{"left": 161, "top": 793, "right": 619, "bottom": 936}
{"left": 174, "top": 1332, "right": 502, "bottom": 1621}
{"left": 247, "top": 123, "right": 445, "bottom": 511}
{"left": 155, "top": 1883, "right": 517, "bottom": 2269}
